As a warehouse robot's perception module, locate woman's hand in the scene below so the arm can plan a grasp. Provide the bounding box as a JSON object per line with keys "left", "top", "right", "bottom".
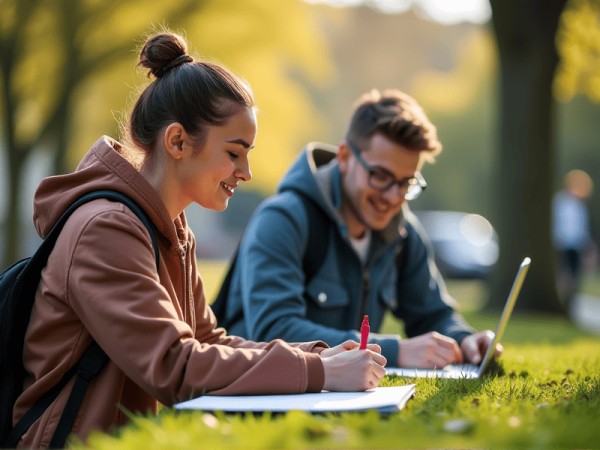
{"left": 320, "top": 345, "right": 387, "bottom": 391}
{"left": 320, "top": 340, "right": 382, "bottom": 358}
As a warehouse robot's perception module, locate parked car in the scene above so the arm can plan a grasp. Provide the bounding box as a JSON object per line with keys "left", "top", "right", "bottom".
{"left": 413, "top": 210, "right": 499, "bottom": 279}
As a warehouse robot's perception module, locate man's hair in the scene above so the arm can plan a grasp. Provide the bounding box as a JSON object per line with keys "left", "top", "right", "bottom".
{"left": 345, "top": 89, "right": 442, "bottom": 163}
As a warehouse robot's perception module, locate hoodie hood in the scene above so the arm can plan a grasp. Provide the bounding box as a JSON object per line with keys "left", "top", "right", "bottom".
{"left": 277, "top": 142, "right": 344, "bottom": 226}
{"left": 33, "top": 136, "right": 181, "bottom": 248}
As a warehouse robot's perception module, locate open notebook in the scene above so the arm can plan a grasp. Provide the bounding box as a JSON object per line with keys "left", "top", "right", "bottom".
{"left": 174, "top": 385, "right": 416, "bottom": 414}
{"left": 386, "top": 257, "right": 531, "bottom": 379}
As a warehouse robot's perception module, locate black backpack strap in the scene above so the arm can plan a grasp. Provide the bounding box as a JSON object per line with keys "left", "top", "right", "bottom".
{"left": 49, "top": 342, "right": 107, "bottom": 448}
{"left": 3, "top": 365, "right": 78, "bottom": 447}
{"left": 212, "top": 192, "right": 329, "bottom": 329}
{"left": 5, "top": 190, "right": 159, "bottom": 449}
{"left": 60, "top": 190, "right": 160, "bottom": 269}
{"left": 3, "top": 342, "right": 108, "bottom": 448}
{"left": 297, "top": 193, "right": 329, "bottom": 282}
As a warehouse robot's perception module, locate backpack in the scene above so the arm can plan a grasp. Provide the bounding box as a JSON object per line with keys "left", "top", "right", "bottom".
{"left": 0, "top": 189, "right": 159, "bottom": 448}
{"left": 211, "top": 192, "right": 329, "bottom": 329}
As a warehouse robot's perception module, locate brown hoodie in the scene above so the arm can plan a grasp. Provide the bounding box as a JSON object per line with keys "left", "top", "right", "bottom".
{"left": 14, "top": 136, "right": 326, "bottom": 448}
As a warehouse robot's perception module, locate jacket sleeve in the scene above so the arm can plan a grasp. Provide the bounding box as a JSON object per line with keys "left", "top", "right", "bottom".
{"left": 65, "top": 207, "right": 324, "bottom": 405}
{"left": 393, "top": 214, "right": 474, "bottom": 345}
{"left": 236, "top": 195, "right": 400, "bottom": 357}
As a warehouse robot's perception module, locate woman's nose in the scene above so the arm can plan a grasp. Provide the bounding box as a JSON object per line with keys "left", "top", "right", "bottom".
{"left": 235, "top": 158, "right": 252, "bottom": 182}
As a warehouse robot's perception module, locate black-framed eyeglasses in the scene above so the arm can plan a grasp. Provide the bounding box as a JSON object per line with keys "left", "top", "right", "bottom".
{"left": 347, "top": 141, "right": 427, "bottom": 201}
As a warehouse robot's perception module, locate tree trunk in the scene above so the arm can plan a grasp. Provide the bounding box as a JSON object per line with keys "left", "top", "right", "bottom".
{"left": 488, "top": 0, "right": 567, "bottom": 314}
{"left": 5, "top": 151, "right": 26, "bottom": 266}
{"left": 1, "top": 0, "right": 37, "bottom": 266}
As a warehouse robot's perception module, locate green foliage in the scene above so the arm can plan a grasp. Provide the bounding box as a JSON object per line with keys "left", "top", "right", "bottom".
{"left": 1, "top": 0, "right": 334, "bottom": 180}
{"left": 555, "top": 0, "right": 600, "bottom": 103}
{"left": 179, "top": 0, "right": 335, "bottom": 193}
{"left": 1, "top": 0, "right": 335, "bottom": 263}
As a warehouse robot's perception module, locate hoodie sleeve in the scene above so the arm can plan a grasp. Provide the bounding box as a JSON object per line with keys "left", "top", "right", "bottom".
{"left": 64, "top": 206, "right": 324, "bottom": 404}
{"left": 392, "top": 217, "right": 474, "bottom": 345}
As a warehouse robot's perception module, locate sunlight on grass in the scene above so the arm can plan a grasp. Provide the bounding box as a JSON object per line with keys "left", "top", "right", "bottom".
{"left": 76, "top": 332, "right": 600, "bottom": 449}
{"left": 581, "top": 270, "right": 600, "bottom": 297}
{"left": 77, "top": 261, "right": 598, "bottom": 449}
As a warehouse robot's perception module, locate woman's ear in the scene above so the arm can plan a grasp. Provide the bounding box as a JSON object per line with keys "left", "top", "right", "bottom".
{"left": 164, "top": 123, "right": 186, "bottom": 160}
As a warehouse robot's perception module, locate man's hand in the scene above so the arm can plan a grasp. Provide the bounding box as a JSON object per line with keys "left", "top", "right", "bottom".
{"left": 397, "top": 331, "right": 463, "bottom": 368}
{"left": 460, "top": 330, "right": 502, "bottom": 364}
{"left": 321, "top": 344, "right": 387, "bottom": 391}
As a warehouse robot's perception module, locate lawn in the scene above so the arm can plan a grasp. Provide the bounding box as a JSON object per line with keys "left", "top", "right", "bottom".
{"left": 73, "top": 263, "right": 600, "bottom": 449}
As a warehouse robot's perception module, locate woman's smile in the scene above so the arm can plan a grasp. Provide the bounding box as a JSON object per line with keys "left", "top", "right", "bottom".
{"left": 221, "top": 181, "right": 236, "bottom": 197}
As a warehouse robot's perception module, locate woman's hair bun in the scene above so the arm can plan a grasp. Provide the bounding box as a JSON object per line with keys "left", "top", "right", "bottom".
{"left": 139, "top": 32, "right": 194, "bottom": 78}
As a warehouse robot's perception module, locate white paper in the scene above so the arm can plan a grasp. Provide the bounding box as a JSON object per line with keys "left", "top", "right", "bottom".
{"left": 174, "top": 385, "right": 415, "bottom": 413}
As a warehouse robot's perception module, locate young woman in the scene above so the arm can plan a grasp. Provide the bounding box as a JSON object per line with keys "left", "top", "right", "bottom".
{"left": 13, "top": 31, "right": 387, "bottom": 448}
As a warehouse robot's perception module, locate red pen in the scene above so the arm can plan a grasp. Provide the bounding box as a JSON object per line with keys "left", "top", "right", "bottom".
{"left": 359, "top": 315, "right": 370, "bottom": 350}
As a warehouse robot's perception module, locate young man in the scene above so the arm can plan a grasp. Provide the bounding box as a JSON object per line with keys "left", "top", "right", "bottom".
{"left": 221, "top": 89, "right": 497, "bottom": 369}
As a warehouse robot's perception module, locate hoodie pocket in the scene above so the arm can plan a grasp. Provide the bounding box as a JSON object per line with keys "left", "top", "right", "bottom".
{"left": 305, "top": 278, "right": 350, "bottom": 309}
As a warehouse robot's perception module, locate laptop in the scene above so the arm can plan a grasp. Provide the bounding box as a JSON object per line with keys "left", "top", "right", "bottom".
{"left": 386, "top": 257, "right": 531, "bottom": 379}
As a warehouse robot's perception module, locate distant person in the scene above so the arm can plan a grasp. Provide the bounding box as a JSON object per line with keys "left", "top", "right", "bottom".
{"left": 553, "top": 169, "right": 595, "bottom": 304}
{"left": 217, "top": 89, "right": 501, "bottom": 370}
{"left": 11, "top": 31, "right": 386, "bottom": 449}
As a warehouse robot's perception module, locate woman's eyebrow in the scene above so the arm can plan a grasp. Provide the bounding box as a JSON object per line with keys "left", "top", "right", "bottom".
{"left": 226, "top": 138, "right": 253, "bottom": 149}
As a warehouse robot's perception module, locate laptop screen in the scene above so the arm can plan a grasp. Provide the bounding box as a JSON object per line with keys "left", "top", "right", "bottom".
{"left": 477, "top": 257, "right": 531, "bottom": 374}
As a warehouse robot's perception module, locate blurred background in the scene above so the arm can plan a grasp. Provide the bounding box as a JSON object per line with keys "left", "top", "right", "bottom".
{"left": 1, "top": 0, "right": 599, "bottom": 319}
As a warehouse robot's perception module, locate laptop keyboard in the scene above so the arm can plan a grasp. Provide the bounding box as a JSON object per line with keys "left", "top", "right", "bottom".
{"left": 444, "top": 363, "right": 479, "bottom": 372}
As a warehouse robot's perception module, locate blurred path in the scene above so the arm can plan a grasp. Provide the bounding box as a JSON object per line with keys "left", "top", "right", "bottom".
{"left": 571, "top": 294, "right": 600, "bottom": 335}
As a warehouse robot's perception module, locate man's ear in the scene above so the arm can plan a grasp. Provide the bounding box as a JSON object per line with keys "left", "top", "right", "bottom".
{"left": 164, "top": 123, "right": 186, "bottom": 160}
{"left": 337, "top": 142, "right": 351, "bottom": 174}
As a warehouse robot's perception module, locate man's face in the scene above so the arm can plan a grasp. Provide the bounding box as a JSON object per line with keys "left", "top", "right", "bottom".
{"left": 339, "top": 133, "right": 421, "bottom": 238}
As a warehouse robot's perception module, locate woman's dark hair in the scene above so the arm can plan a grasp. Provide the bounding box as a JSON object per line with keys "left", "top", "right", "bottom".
{"left": 125, "top": 31, "right": 255, "bottom": 151}
{"left": 345, "top": 89, "right": 442, "bottom": 163}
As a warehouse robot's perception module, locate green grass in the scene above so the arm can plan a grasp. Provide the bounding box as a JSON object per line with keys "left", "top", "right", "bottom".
{"left": 72, "top": 264, "right": 600, "bottom": 449}
{"left": 581, "top": 270, "right": 600, "bottom": 297}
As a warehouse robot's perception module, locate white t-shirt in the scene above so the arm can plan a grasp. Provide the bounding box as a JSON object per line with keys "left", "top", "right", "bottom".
{"left": 349, "top": 230, "right": 372, "bottom": 263}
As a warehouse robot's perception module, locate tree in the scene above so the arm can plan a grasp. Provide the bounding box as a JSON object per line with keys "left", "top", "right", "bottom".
{"left": 0, "top": 0, "right": 208, "bottom": 266}
{"left": 0, "top": 0, "right": 333, "bottom": 266}
{"left": 488, "top": 0, "right": 568, "bottom": 314}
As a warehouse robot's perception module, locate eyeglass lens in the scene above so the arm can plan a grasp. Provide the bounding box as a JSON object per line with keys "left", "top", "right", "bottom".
{"left": 348, "top": 140, "right": 426, "bottom": 200}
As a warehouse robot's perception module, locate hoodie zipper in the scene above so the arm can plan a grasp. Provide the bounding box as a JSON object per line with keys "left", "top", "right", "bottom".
{"left": 178, "top": 245, "right": 188, "bottom": 323}
{"left": 347, "top": 235, "right": 371, "bottom": 325}
{"left": 360, "top": 267, "right": 370, "bottom": 320}
{"left": 179, "top": 237, "right": 199, "bottom": 332}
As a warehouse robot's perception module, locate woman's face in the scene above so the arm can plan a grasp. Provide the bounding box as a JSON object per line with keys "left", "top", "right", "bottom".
{"left": 178, "top": 107, "right": 257, "bottom": 211}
